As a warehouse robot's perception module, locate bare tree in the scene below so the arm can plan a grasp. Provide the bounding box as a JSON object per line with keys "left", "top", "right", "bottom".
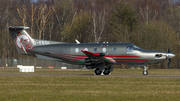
{"left": 48, "top": 15, "right": 55, "bottom": 41}
{"left": 17, "top": 4, "right": 27, "bottom": 26}
{"left": 30, "top": 4, "right": 37, "bottom": 37}
{"left": 52, "top": 0, "right": 76, "bottom": 41}
{"left": 91, "top": 4, "right": 107, "bottom": 43}
{"left": 136, "top": 0, "right": 161, "bottom": 25}
{"left": 37, "top": 4, "right": 53, "bottom": 39}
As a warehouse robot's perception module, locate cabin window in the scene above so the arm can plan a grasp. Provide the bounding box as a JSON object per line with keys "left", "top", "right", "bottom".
{"left": 113, "top": 47, "right": 116, "bottom": 52}
{"left": 93, "top": 48, "right": 97, "bottom": 52}
{"left": 75, "top": 48, "right": 79, "bottom": 53}
{"left": 84, "top": 48, "right": 88, "bottom": 51}
{"left": 102, "top": 47, "right": 106, "bottom": 52}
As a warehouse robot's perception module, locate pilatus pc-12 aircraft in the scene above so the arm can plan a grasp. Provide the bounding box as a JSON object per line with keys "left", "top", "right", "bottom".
{"left": 7, "top": 26, "right": 175, "bottom": 75}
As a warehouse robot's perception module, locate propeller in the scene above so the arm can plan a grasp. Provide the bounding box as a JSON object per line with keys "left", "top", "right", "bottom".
{"left": 167, "top": 48, "right": 171, "bottom": 69}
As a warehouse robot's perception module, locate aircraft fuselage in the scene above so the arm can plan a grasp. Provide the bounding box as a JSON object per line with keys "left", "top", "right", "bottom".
{"left": 29, "top": 42, "right": 168, "bottom": 65}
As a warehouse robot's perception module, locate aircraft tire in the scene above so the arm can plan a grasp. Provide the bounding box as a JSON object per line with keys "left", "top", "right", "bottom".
{"left": 94, "top": 68, "right": 102, "bottom": 75}
{"left": 142, "top": 70, "right": 148, "bottom": 75}
{"left": 103, "top": 68, "right": 111, "bottom": 75}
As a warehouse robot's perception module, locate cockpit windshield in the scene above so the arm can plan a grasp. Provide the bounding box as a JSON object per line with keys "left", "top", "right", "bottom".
{"left": 133, "top": 45, "right": 141, "bottom": 49}
{"left": 127, "top": 45, "right": 141, "bottom": 51}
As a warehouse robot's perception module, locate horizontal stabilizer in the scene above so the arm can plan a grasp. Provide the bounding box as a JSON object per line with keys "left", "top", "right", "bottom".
{"left": 6, "top": 26, "right": 30, "bottom": 29}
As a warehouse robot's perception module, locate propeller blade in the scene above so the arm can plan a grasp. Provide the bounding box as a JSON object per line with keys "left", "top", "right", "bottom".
{"left": 169, "top": 58, "right": 171, "bottom": 63}
{"left": 168, "top": 60, "right": 170, "bottom": 69}
{"left": 167, "top": 47, "right": 173, "bottom": 69}
{"left": 168, "top": 47, "right": 171, "bottom": 53}
{"left": 167, "top": 47, "right": 170, "bottom": 69}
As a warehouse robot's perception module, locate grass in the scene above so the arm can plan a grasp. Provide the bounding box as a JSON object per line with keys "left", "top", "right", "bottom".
{"left": 0, "top": 68, "right": 180, "bottom": 101}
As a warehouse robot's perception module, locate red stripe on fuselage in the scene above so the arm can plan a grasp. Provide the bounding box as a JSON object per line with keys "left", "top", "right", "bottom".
{"left": 105, "top": 56, "right": 142, "bottom": 58}
{"left": 49, "top": 52, "right": 141, "bottom": 58}
{"left": 55, "top": 54, "right": 85, "bottom": 60}
{"left": 48, "top": 52, "right": 146, "bottom": 61}
{"left": 113, "top": 59, "right": 148, "bottom": 61}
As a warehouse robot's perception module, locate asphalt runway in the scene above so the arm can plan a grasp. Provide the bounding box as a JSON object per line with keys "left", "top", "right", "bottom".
{"left": 0, "top": 72, "right": 180, "bottom": 78}
{"left": 0, "top": 68, "right": 180, "bottom": 78}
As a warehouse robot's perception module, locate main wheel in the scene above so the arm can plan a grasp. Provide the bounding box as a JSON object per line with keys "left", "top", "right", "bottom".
{"left": 94, "top": 68, "right": 102, "bottom": 75}
{"left": 142, "top": 70, "right": 148, "bottom": 75}
{"left": 103, "top": 68, "right": 111, "bottom": 75}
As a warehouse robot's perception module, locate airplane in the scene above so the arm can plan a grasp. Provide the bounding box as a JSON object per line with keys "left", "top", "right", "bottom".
{"left": 7, "top": 26, "right": 175, "bottom": 75}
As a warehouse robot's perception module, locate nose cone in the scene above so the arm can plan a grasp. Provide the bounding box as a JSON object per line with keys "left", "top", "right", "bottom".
{"left": 167, "top": 53, "right": 175, "bottom": 58}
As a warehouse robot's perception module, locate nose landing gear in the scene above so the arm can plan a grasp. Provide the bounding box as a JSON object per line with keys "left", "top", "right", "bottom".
{"left": 142, "top": 65, "right": 148, "bottom": 75}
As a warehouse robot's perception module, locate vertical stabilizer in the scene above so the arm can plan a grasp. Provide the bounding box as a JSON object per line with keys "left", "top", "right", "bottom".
{"left": 8, "top": 26, "right": 34, "bottom": 55}
{"left": 8, "top": 26, "right": 65, "bottom": 55}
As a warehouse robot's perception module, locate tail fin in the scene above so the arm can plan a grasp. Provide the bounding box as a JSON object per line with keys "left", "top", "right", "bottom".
{"left": 8, "top": 26, "right": 34, "bottom": 55}
{"left": 8, "top": 26, "right": 65, "bottom": 55}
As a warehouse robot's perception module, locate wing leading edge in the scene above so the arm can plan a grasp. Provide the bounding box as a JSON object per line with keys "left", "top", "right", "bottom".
{"left": 81, "top": 50, "right": 116, "bottom": 64}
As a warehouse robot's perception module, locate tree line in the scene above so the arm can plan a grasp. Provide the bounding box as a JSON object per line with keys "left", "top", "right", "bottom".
{"left": 0, "top": 0, "right": 180, "bottom": 68}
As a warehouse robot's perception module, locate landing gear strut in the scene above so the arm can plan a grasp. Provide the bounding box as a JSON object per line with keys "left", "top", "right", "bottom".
{"left": 142, "top": 65, "right": 148, "bottom": 75}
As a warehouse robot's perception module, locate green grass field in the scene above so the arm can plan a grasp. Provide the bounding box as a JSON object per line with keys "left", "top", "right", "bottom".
{"left": 0, "top": 69, "right": 180, "bottom": 101}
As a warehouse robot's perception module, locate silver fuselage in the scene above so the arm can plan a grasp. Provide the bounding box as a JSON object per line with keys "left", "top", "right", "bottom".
{"left": 28, "top": 43, "right": 169, "bottom": 65}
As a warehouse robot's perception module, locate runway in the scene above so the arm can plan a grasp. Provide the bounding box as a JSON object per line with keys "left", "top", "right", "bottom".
{"left": 0, "top": 73, "right": 180, "bottom": 78}
{"left": 0, "top": 68, "right": 180, "bottom": 78}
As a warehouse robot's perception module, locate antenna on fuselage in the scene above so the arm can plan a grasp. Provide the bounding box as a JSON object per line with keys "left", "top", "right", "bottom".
{"left": 75, "top": 39, "right": 80, "bottom": 44}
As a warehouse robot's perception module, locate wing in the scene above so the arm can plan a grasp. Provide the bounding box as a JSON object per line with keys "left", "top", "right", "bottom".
{"left": 81, "top": 50, "right": 116, "bottom": 64}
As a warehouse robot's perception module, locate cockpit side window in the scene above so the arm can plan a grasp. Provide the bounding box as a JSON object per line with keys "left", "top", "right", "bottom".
{"left": 127, "top": 46, "right": 134, "bottom": 51}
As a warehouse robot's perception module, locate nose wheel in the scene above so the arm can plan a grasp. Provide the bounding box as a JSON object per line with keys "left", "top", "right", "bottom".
{"left": 142, "top": 65, "right": 148, "bottom": 75}
{"left": 142, "top": 70, "right": 148, "bottom": 75}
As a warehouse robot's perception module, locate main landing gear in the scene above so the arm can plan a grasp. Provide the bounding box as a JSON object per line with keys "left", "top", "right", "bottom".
{"left": 142, "top": 65, "right": 148, "bottom": 75}
{"left": 94, "top": 65, "right": 149, "bottom": 75}
{"left": 103, "top": 68, "right": 111, "bottom": 75}
{"left": 94, "top": 66, "right": 113, "bottom": 75}
{"left": 94, "top": 68, "right": 102, "bottom": 75}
